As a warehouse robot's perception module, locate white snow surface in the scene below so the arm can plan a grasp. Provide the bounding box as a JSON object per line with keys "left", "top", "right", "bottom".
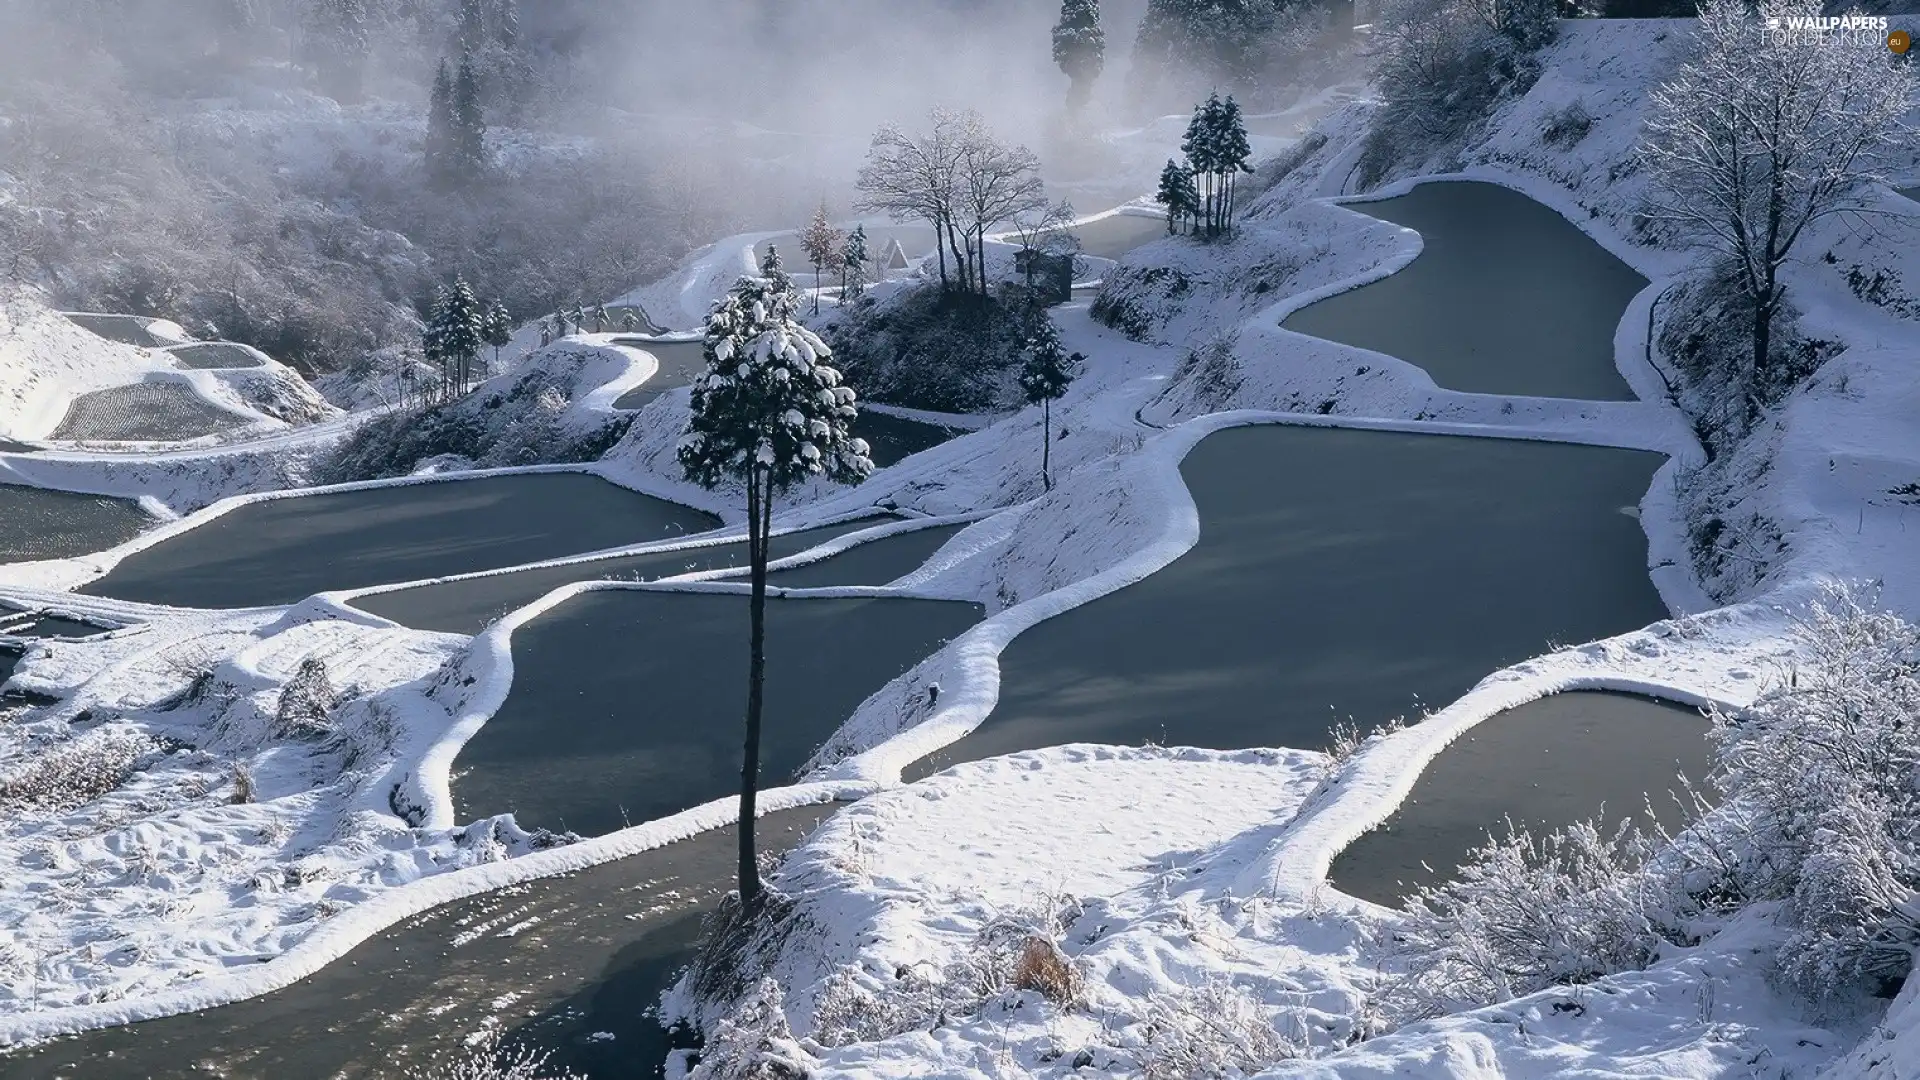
{"left": 0, "top": 19, "right": 1917, "bottom": 1077}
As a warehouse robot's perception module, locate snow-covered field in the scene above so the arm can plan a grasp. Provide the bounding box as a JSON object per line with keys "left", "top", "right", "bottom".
{"left": 0, "top": 16, "right": 1917, "bottom": 1078}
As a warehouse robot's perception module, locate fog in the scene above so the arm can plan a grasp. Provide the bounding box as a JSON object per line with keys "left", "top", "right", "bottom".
{"left": 0, "top": 0, "right": 1335, "bottom": 372}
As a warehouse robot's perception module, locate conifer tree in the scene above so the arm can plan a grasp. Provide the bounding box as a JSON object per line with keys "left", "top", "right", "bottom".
{"left": 451, "top": 50, "right": 488, "bottom": 182}
{"left": 425, "top": 278, "right": 485, "bottom": 396}
{"left": 841, "top": 225, "right": 870, "bottom": 301}
{"left": 1018, "top": 318, "right": 1083, "bottom": 491}
{"left": 1156, "top": 159, "right": 1200, "bottom": 234}
{"left": 457, "top": 0, "right": 487, "bottom": 54}
{"left": 426, "top": 59, "right": 455, "bottom": 185}
{"left": 1214, "top": 94, "right": 1253, "bottom": 234}
{"left": 678, "top": 273, "right": 873, "bottom": 909}
{"left": 304, "top": 0, "right": 370, "bottom": 103}
{"left": 495, "top": 0, "right": 519, "bottom": 47}
{"left": 1051, "top": 0, "right": 1106, "bottom": 110}
{"left": 482, "top": 298, "right": 513, "bottom": 376}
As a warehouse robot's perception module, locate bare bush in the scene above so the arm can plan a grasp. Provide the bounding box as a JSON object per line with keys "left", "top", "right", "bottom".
{"left": 229, "top": 761, "right": 256, "bottom": 805}
{"left": 275, "top": 657, "right": 338, "bottom": 739}
{"left": 1138, "top": 977, "right": 1297, "bottom": 1080}
{"left": 0, "top": 726, "right": 157, "bottom": 814}
{"left": 1387, "top": 818, "right": 1668, "bottom": 1019}
{"left": 689, "top": 976, "right": 818, "bottom": 1080}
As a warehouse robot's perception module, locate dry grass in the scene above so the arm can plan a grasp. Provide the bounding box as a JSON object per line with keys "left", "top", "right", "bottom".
{"left": 1012, "top": 934, "right": 1079, "bottom": 1005}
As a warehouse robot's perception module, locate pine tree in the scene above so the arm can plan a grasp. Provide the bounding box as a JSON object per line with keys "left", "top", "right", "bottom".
{"left": 482, "top": 298, "right": 513, "bottom": 377}
{"left": 426, "top": 60, "right": 455, "bottom": 185}
{"left": 799, "top": 203, "right": 845, "bottom": 317}
{"left": 451, "top": 50, "right": 488, "bottom": 182}
{"left": 677, "top": 273, "right": 873, "bottom": 910}
{"left": 841, "top": 225, "right": 870, "bottom": 302}
{"left": 1052, "top": 0, "right": 1106, "bottom": 110}
{"left": 425, "top": 278, "right": 486, "bottom": 397}
{"left": 1018, "top": 318, "right": 1083, "bottom": 492}
{"left": 1216, "top": 95, "right": 1253, "bottom": 234}
{"left": 457, "top": 0, "right": 486, "bottom": 54}
{"left": 1156, "top": 159, "right": 1199, "bottom": 234}
{"left": 760, "top": 243, "right": 785, "bottom": 284}
{"left": 1181, "top": 93, "right": 1223, "bottom": 234}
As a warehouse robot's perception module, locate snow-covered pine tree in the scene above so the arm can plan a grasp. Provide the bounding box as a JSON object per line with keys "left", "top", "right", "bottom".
{"left": 425, "top": 278, "right": 486, "bottom": 396}
{"left": 1180, "top": 93, "right": 1223, "bottom": 234}
{"left": 1018, "top": 317, "right": 1083, "bottom": 491}
{"left": 1156, "top": 158, "right": 1199, "bottom": 234}
{"left": 456, "top": 0, "right": 487, "bottom": 53}
{"left": 1214, "top": 94, "right": 1253, "bottom": 234}
{"left": 482, "top": 298, "right": 512, "bottom": 376}
{"left": 1051, "top": 0, "right": 1106, "bottom": 110}
{"left": 494, "top": 0, "right": 519, "bottom": 48}
{"left": 799, "top": 203, "right": 845, "bottom": 316}
{"left": 426, "top": 59, "right": 455, "bottom": 186}
{"left": 451, "top": 50, "right": 488, "bottom": 182}
{"left": 841, "top": 224, "right": 869, "bottom": 301}
{"left": 677, "top": 272, "right": 873, "bottom": 909}
{"left": 759, "top": 242, "right": 786, "bottom": 285}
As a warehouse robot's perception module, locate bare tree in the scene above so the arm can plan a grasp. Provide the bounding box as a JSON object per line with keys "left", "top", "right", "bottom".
{"left": 1639, "top": 0, "right": 1914, "bottom": 424}
{"left": 957, "top": 117, "right": 1049, "bottom": 297}
{"left": 855, "top": 110, "right": 968, "bottom": 291}
{"left": 1008, "top": 199, "right": 1081, "bottom": 290}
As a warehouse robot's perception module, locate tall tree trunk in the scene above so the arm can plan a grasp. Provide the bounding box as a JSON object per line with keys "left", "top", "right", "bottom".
{"left": 932, "top": 214, "right": 949, "bottom": 289}
{"left": 737, "top": 468, "right": 770, "bottom": 908}
{"left": 1041, "top": 397, "right": 1052, "bottom": 491}
{"left": 945, "top": 219, "right": 968, "bottom": 295}
{"left": 811, "top": 261, "right": 821, "bottom": 315}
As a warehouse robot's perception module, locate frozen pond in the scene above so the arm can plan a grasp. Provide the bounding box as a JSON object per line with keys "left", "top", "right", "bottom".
{"left": 2, "top": 805, "right": 837, "bottom": 1080}
{"left": 910, "top": 424, "right": 1668, "bottom": 778}
{"left": 1328, "top": 691, "right": 1712, "bottom": 906}
{"left": 452, "top": 585, "right": 980, "bottom": 836}
{"left": 1282, "top": 181, "right": 1647, "bottom": 400}
{"left": 59, "top": 312, "right": 175, "bottom": 347}
{"left": 1072, "top": 212, "right": 1172, "bottom": 260}
{"left": 50, "top": 383, "right": 249, "bottom": 442}
{"left": 167, "top": 342, "right": 263, "bottom": 369}
{"left": 610, "top": 338, "right": 707, "bottom": 409}
{"left": 83, "top": 473, "right": 718, "bottom": 608}
{"left": 0, "top": 484, "right": 151, "bottom": 565}
{"left": 355, "top": 521, "right": 963, "bottom": 634}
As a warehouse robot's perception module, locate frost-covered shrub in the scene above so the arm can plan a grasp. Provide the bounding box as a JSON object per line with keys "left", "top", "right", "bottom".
{"left": 275, "top": 657, "right": 338, "bottom": 739}
{"left": 820, "top": 284, "right": 1042, "bottom": 413}
{"left": 689, "top": 976, "right": 819, "bottom": 1080}
{"left": 1387, "top": 819, "right": 1668, "bottom": 1018}
{"left": 1137, "top": 978, "right": 1297, "bottom": 1080}
{"left": 1658, "top": 269, "right": 1840, "bottom": 455}
{"left": 1708, "top": 586, "right": 1920, "bottom": 999}
{"left": 0, "top": 726, "right": 159, "bottom": 813}
{"left": 1541, "top": 101, "right": 1595, "bottom": 149}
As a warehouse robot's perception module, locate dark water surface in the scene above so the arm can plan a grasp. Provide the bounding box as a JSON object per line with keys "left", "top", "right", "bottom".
{"left": 1328, "top": 691, "right": 1712, "bottom": 906}
{"left": 2, "top": 806, "right": 836, "bottom": 1080}
{"left": 59, "top": 313, "right": 175, "bottom": 348}
{"left": 1074, "top": 213, "right": 1172, "bottom": 260}
{"left": 1282, "top": 181, "right": 1647, "bottom": 400}
{"left": 452, "top": 587, "right": 980, "bottom": 836}
{"left": 0, "top": 484, "right": 151, "bottom": 565}
{"left": 911, "top": 425, "right": 1668, "bottom": 778}
{"left": 83, "top": 473, "right": 718, "bottom": 609}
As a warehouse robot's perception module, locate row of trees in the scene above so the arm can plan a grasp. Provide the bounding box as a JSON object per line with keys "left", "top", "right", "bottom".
{"left": 1155, "top": 93, "right": 1255, "bottom": 237}
{"left": 854, "top": 110, "right": 1049, "bottom": 298}
{"left": 420, "top": 278, "right": 512, "bottom": 401}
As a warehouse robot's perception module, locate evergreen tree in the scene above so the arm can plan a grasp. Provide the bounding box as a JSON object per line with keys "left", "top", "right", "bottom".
{"left": 303, "top": 0, "right": 370, "bottom": 103}
{"left": 1181, "top": 93, "right": 1223, "bottom": 234}
{"left": 426, "top": 59, "right": 455, "bottom": 185}
{"left": 799, "top": 203, "right": 845, "bottom": 317}
{"left": 451, "top": 50, "right": 488, "bottom": 182}
{"left": 760, "top": 243, "right": 786, "bottom": 283}
{"left": 482, "top": 298, "right": 513, "bottom": 376}
{"left": 1214, "top": 95, "right": 1253, "bottom": 234}
{"left": 678, "top": 273, "right": 873, "bottom": 910}
{"left": 1051, "top": 0, "right": 1106, "bottom": 110}
{"left": 1018, "top": 318, "right": 1083, "bottom": 491}
{"left": 841, "top": 225, "right": 870, "bottom": 301}
{"left": 425, "top": 277, "right": 486, "bottom": 396}
{"left": 1155, "top": 159, "right": 1200, "bottom": 234}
